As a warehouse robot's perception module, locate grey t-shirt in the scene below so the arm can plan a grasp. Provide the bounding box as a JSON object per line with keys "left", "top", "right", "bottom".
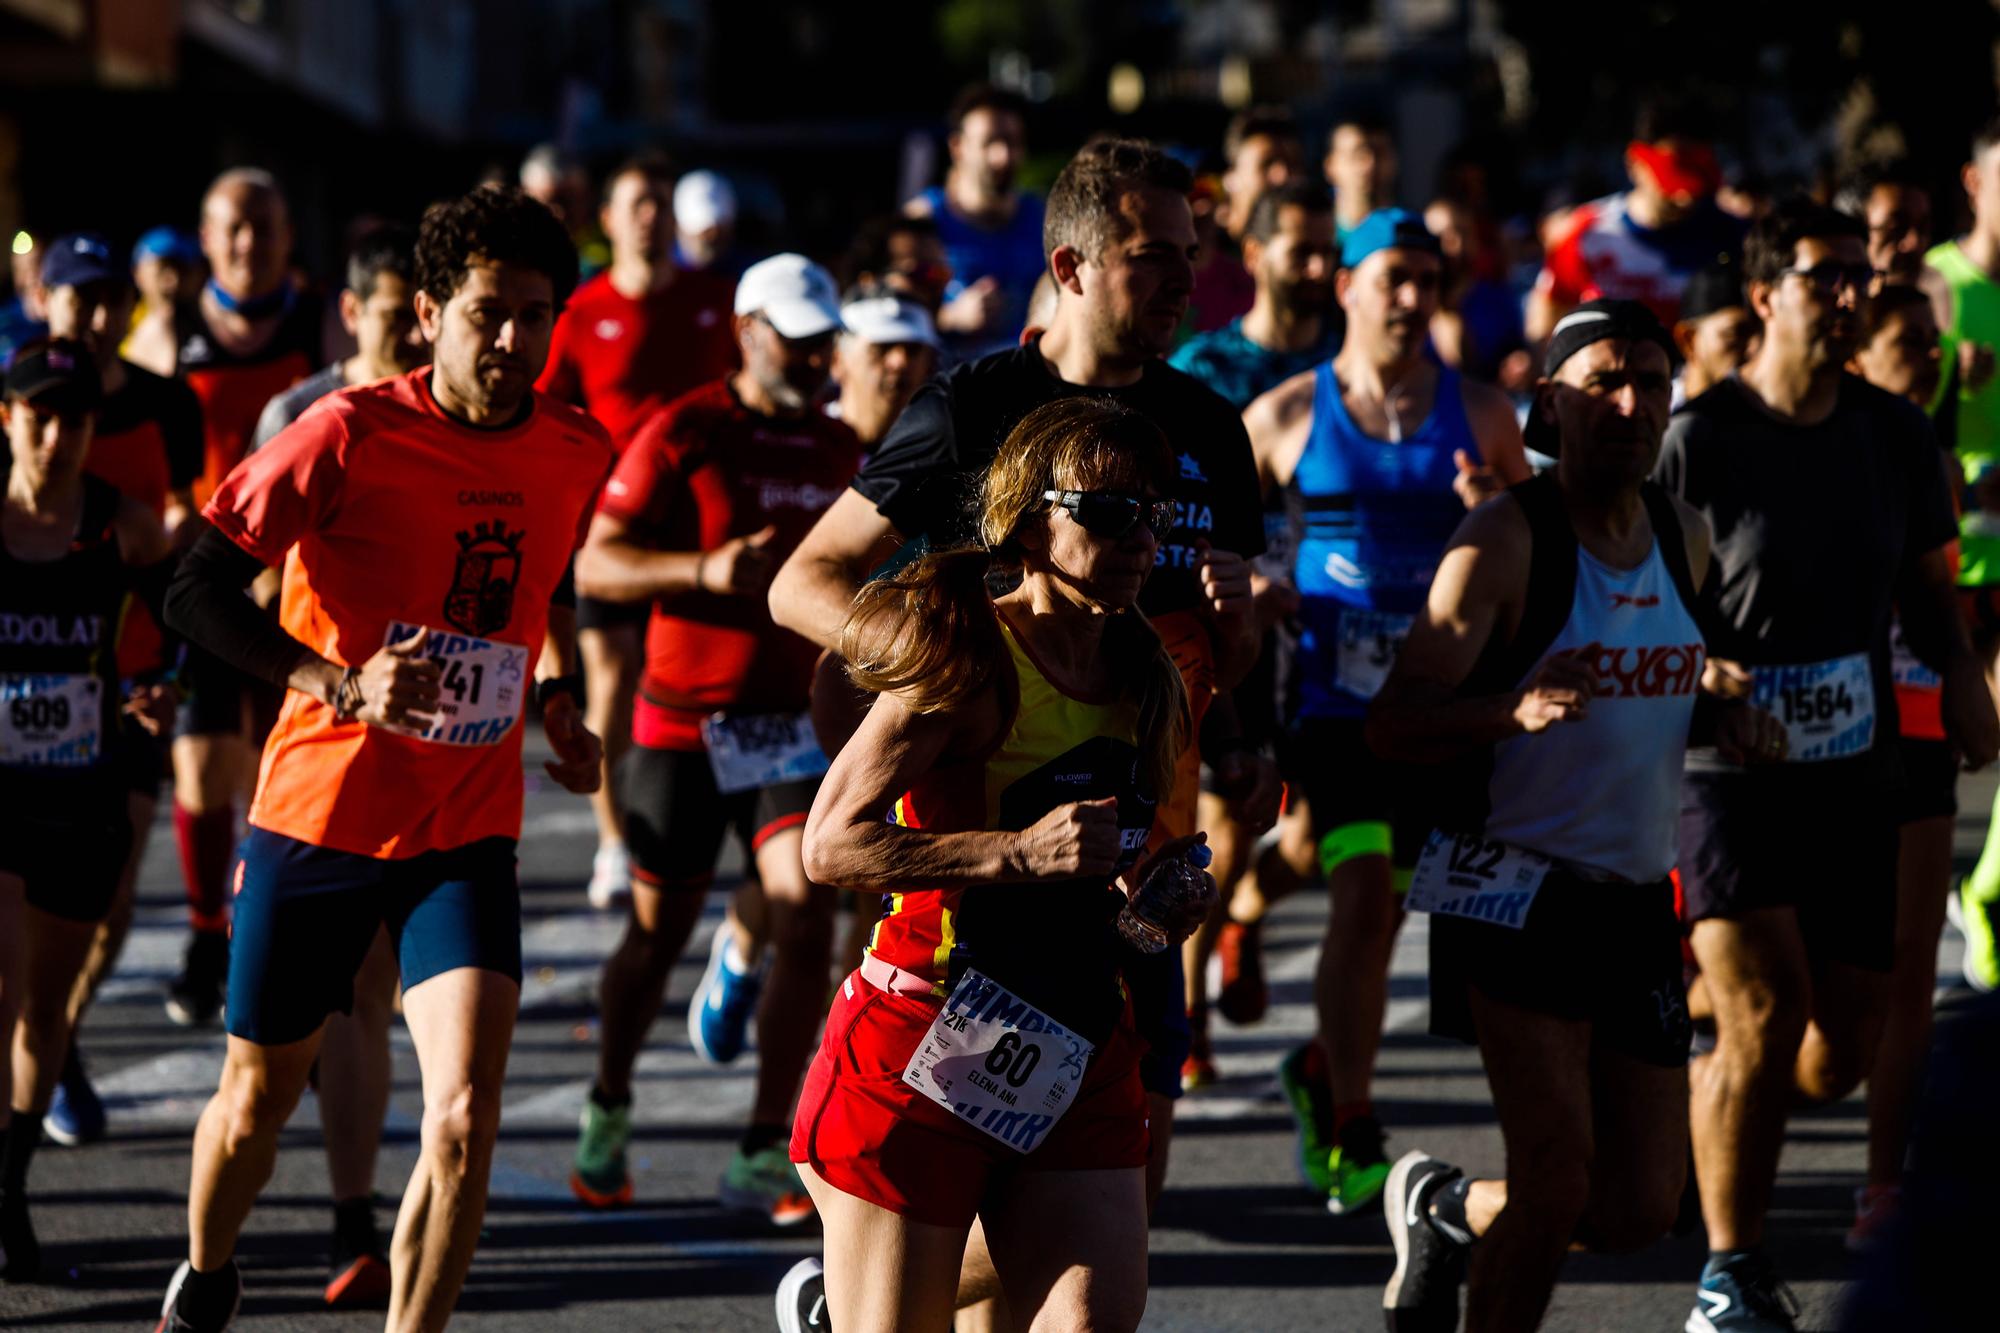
{"left": 1654, "top": 373, "right": 1957, "bottom": 777}
{"left": 251, "top": 362, "right": 347, "bottom": 451}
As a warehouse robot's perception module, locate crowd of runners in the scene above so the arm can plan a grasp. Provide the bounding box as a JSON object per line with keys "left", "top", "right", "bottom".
{"left": 3, "top": 80, "right": 1999, "bottom": 1333}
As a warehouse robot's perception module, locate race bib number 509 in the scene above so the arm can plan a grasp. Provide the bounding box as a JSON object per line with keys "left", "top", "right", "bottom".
{"left": 0, "top": 673, "right": 101, "bottom": 766}
{"left": 382, "top": 621, "right": 528, "bottom": 747}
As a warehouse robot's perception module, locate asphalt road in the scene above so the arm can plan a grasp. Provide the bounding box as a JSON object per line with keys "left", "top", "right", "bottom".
{"left": 3, "top": 741, "right": 1989, "bottom": 1332}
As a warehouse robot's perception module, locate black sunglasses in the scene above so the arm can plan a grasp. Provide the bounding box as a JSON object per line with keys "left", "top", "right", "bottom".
{"left": 1042, "top": 489, "right": 1178, "bottom": 541}
{"left": 1780, "top": 261, "right": 1874, "bottom": 294}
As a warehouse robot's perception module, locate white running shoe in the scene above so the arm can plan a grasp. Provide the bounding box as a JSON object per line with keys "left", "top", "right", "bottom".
{"left": 587, "top": 841, "right": 631, "bottom": 911}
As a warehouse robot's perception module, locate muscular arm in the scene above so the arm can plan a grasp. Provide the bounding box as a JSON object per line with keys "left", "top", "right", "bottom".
{"left": 1465, "top": 381, "right": 1532, "bottom": 486}
{"left": 572, "top": 510, "right": 704, "bottom": 604}
{"left": 768, "top": 487, "right": 905, "bottom": 654}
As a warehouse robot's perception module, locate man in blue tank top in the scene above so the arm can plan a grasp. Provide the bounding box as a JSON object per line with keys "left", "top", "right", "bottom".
{"left": 907, "top": 84, "right": 1047, "bottom": 363}
{"left": 1241, "top": 208, "right": 1528, "bottom": 1216}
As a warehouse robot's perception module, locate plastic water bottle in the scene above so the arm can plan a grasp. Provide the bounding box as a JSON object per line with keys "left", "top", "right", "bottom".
{"left": 1117, "top": 843, "right": 1215, "bottom": 954}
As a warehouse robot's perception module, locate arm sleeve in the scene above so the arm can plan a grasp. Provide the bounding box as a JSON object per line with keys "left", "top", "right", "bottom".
{"left": 163, "top": 526, "right": 314, "bottom": 688}
{"left": 202, "top": 398, "right": 351, "bottom": 567}
{"left": 848, "top": 379, "right": 959, "bottom": 542}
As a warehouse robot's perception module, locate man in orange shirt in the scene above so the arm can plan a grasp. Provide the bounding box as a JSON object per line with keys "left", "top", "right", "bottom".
{"left": 155, "top": 185, "right": 609, "bottom": 1333}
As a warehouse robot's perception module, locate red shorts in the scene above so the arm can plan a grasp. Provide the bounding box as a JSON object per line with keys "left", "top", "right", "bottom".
{"left": 790, "top": 968, "right": 1151, "bottom": 1228}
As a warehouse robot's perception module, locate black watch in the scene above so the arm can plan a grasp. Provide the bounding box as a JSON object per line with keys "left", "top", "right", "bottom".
{"left": 535, "top": 674, "right": 584, "bottom": 710}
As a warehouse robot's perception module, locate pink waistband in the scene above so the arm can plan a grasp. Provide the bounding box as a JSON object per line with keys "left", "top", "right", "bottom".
{"left": 859, "top": 951, "right": 940, "bottom": 999}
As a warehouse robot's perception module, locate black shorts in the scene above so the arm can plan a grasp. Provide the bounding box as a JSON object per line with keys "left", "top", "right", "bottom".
{"left": 173, "top": 645, "right": 281, "bottom": 740}
{"left": 1275, "top": 716, "right": 1429, "bottom": 871}
{"left": 1430, "top": 873, "right": 1691, "bottom": 1069}
{"left": 1678, "top": 769, "right": 1898, "bottom": 972}
{"left": 576, "top": 593, "right": 650, "bottom": 634}
{"left": 0, "top": 783, "right": 133, "bottom": 922}
{"left": 1896, "top": 738, "right": 1959, "bottom": 823}
{"left": 619, "top": 745, "right": 817, "bottom": 890}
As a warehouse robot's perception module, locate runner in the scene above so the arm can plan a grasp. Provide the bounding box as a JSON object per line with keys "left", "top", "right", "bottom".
{"left": 1656, "top": 199, "right": 1997, "bottom": 1332}
{"left": 35, "top": 234, "right": 202, "bottom": 1150}
{"left": 843, "top": 212, "right": 952, "bottom": 314}
{"left": 252, "top": 224, "right": 427, "bottom": 446}
{"left": 790, "top": 395, "right": 1209, "bottom": 1333}
{"left": 1196, "top": 106, "right": 1304, "bottom": 330}
{"left": 123, "top": 227, "right": 203, "bottom": 376}
{"left": 771, "top": 137, "right": 1265, "bottom": 1328}
{"left": 536, "top": 151, "right": 739, "bottom": 912}
{"left": 1671, "top": 261, "right": 1756, "bottom": 406}
{"left": 1835, "top": 161, "right": 1932, "bottom": 289}
{"left": 1366, "top": 299, "right": 1769, "bottom": 1333}
{"left": 1, "top": 339, "right": 172, "bottom": 1281}
{"left": 1844, "top": 283, "right": 1957, "bottom": 1251}
{"left": 907, "top": 84, "right": 1047, "bottom": 360}
{"left": 828, "top": 291, "right": 940, "bottom": 449}
{"left": 1240, "top": 207, "right": 1528, "bottom": 1215}
{"left": 153, "top": 184, "right": 609, "bottom": 1331}
{"left": 1324, "top": 114, "right": 1398, "bottom": 248}
{"left": 1527, "top": 101, "right": 1746, "bottom": 340}
{"left": 673, "top": 170, "right": 746, "bottom": 277}
{"left": 567, "top": 253, "right": 861, "bottom": 1224}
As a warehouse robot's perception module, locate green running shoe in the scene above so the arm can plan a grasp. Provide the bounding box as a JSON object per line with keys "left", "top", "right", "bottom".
{"left": 1958, "top": 880, "right": 2000, "bottom": 992}
{"left": 719, "top": 1143, "right": 816, "bottom": 1226}
{"left": 1277, "top": 1044, "right": 1338, "bottom": 1198}
{"left": 570, "top": 1096, "right": 633, "bottom": 1208}
{"left": 1327, "top": 1115, "right": 1391, "bottom": 1216}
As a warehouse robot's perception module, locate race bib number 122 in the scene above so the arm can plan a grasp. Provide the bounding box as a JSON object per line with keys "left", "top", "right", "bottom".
{"left": 1405, "top": 830, "right": 1551, "bottom": 930}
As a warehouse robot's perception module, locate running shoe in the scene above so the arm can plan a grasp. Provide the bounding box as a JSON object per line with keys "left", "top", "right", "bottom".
{"left": 156, "top": 1258, "right": 241, "bottom": 1332}
{"left": 43, "top": 1043, "right": 106, "bottom": 1146}
{"left": 324, "top": 1207, "right": 390, "bottom": 1308}
{"left": 720, "top": 1144, "right": 816, "bottom": 1226}
{"left": 1844, "top": 1184, "right": 1901, "bottom": 1253}
{"left": 1180, "top": 1053, "right": 1219, "bottom": 1092}
{"left": 1954, "top": 880, "right": 1998, "bottom": 992}
{"left": 1328, "top": 1114, "right": 1391, "bottom": 1216}
{"left": 165, "top": 930, "right": 229, "bottom": 1028}
{"left": 688, "top": 923, "right": 762, "bottom": 1065}
{"left": 1277, "top": 1044, "right": 1338, "bottom": 1197}
{"left": 1, "top": 1193, "right": 39, "bottom": 1282}
{"left": 1213, "top": 919, "right": 1268, "bottom": 1025}
{"left": 1381, "top": 1150, "right": 1469, "bottom": 1333}
{"left": 587, "top": 840, "right": 631, "bottom": 912}
{"left": 776, "top": 1255, "right": 830, "bottom": 1332}
{"left": 570, "top": 1096, "right": 634, "bottom": 1208}
{"left": 1686, "top": 1251, "right": 1801, "bottom": 1332}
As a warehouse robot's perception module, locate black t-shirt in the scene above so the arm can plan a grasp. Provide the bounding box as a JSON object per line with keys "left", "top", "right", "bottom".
{"left": 99, "top": 362, "right": 204, "bottom": 489}
{"left": 1654, "top": 373, "right": 1958, "bottom": 778}
{"left": 852, "top": 340, "right": 1265, "bottom": 618}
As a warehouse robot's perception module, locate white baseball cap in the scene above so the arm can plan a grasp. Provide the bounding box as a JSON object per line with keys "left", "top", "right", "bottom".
{"left": 839, "top": 295, "right": 940, "bottom": 349}
{"left": 734, "top": 253, "right": 843, "bottom": 339}
{"left": 674, "top": 170, "right": 737, "bottom": 234}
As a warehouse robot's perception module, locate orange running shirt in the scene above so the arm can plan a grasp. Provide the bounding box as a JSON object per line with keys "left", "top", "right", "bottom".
{"left": 204, "top": 367, "right": 614, "bottom": 858}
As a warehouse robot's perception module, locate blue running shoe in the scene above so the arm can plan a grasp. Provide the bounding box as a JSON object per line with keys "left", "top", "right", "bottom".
{"left": 44, "top": 1044, "right": 106, "bottom": 1146}
{"left": 688, "top": 923, "right": 762, "bottom": 1065}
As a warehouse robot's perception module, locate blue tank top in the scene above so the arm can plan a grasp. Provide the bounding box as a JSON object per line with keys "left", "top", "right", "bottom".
{"left": 1290, "top": 361, "right": 1476, "bottom": 719}
{"left": 920, "top": 186, "right": 1048, "bottom": 355}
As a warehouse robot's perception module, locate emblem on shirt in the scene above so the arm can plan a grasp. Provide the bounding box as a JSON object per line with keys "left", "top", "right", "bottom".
{"left": 1178, "top": 452, "right": 1207, "bottom": 482}
{"left": 594, "top": 318, "right": 625, "bottom": 341}
{"left": 444, "top": 521, "right": 524, "bottom": 637}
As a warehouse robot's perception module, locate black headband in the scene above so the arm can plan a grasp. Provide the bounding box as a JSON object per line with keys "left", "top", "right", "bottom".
{"left": 1543, "top": 299, "right": 1679, "bottom": 377}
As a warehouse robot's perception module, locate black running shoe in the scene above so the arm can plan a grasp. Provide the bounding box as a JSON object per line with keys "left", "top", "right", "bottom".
{"left": 156, "top": 1259, "right": 242, "bottom": 1332}
{"left": 1382, "top": 1150, "right": 1469, "bottom": 1333}
{"left": 1687, "top": 1251, "right": 1801, "bottom": 1332}
{"left": 166, "top": 931, "right": 229, "bottom": 1028}
{"left": 325, "top": 1206, "right": 390, "bottom": 1308}
{"left": 1, "top": 1193, "right": 39, "bottom": 1282}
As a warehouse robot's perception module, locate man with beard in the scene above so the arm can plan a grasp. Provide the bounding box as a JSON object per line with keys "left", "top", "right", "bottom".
{"left": 1657, "top": 199, "right": 1996, "bottom": 1332}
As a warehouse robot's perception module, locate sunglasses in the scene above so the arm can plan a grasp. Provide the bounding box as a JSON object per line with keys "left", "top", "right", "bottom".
{"left": 1042, "top": 489, "right": 1178, "bottom": 541}
{"left": 1780, "top": 262, "right": 1874, "bottom": 294}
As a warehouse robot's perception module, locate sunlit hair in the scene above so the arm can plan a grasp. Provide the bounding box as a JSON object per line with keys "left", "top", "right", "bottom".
{"left": 841, "top": 397, "right": 1189, "bottom": 799}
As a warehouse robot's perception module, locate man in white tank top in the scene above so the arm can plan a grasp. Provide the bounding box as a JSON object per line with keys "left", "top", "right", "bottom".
{"left": 1363, "top": 301, "right": 1785, "bottom": 1332}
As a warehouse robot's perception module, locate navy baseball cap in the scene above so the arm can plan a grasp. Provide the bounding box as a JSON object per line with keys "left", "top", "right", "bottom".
{"left": 5, "top": 338, "right": 103, "bottom": 413}
{"left": 41, "top": 232, "right": 123, "bottom": 290}
{"left": 1340, "top": 208, "right": 1443, "bottom": 269}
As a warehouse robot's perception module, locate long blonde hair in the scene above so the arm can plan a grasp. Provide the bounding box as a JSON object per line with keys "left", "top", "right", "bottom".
{"left": 842, "top": 397, "right": 1190, "bottom": 798}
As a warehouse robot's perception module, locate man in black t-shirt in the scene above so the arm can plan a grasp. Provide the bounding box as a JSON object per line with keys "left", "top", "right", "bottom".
{"left": 769, "top": 137, "right": 1274, "bottom": 1330}
{"left": 1655, "top": 200, "right": 1997, "bottom": 1333}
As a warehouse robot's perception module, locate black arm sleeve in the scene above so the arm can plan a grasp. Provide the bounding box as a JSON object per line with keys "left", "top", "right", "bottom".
{"left": 163, "top": 526, "right": 315, "bottom": 689}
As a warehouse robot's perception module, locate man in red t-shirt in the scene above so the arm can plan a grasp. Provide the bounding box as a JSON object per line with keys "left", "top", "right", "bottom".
{"left": 536, "top": 154, "right": 739, "bottom": 911}
{"left": 570, "top": 253, "right": 860, "bottom": 1225}
{"left": 155, "top": 186, "right": 608, "bottom": 1333}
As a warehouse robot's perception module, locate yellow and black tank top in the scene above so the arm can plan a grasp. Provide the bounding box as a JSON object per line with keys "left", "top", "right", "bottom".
{"left": 866, "top": 613, "right": 1156, "bottom": 1043}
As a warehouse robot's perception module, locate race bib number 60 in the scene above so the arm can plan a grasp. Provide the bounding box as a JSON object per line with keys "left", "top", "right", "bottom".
{"left": 382, "top": 621, "right": 527, "bottom": 747}
{"left": 902, "top": 969, "right": 1095, "bottom": 1154}
{"left": 1405, "top": 829, "right": 1551, "bottom": 930}
{"left": 1749, "top": 653, "right": 1875, "bottom": 763}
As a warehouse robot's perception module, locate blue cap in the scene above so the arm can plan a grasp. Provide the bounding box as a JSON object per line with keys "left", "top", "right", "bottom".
{"left": 1340, "top": 207, "right": 1442, "bottom": 270}
{"left": 132, "top": 225, "right": 200, "bottom": 265}
{"left": 41, "top": 232, "right": 122, "bottom": 290}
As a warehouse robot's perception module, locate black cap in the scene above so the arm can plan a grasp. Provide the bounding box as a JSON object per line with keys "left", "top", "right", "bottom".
{"left": 4, "top": 339, "right": 103, "bottom": 414}
{"left": 1542, "top": 298, "right": 1679, "bottom": 377}
{"left": 1678, "top": 260, "right": 1745, "bottom": 325}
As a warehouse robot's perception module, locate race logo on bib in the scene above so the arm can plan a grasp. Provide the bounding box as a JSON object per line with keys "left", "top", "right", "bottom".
{"left": 444, "top": 521, "right": 523, "bottom": 638}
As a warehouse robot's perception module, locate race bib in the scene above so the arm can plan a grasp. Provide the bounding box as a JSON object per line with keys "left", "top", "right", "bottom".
{"left": 1749, "top": 653, "right": 1875, "bottom": 763}
{"left": 0, "top": 673, "right": 102, "bottom": 767}
{"left": 1335, "top": 608, "right": 1414, "bottom": 700}
{"left": 1405, "top": 829, "right": 1551, "bottom": 931}
{"left": 1888, "top": 619, "right": 1940, "bottom": 694}
{"left": 902, "top": 969, "right": 1095, "bottom": 1155}
{"left": 383, "top": 622, "right": 528, "bottom": 747}
{"left": 700, "top": 711, "right": 829, "bottom": 795}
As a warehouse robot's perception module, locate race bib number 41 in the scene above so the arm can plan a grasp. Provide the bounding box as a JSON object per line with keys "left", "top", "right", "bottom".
{"left": 902, "top": 969, "right": 1095, "bottom": 1155}
{"left": 1335, "top": 609, "right": 1414, "bottom": 701}
{"left": 383, "top": 622, "right": 527, "bottom": 747}
{"left": 701, "top": 711, "right": 829, "bottom": 795}
{"left": 1405, "top": 830, "right": 1551, "bottom": 930}
{"left": 1, "top": 673, "right": 101, "bottom": 767}
{"left": 1749, "top": 653, "right": 1875, "bottom": 763}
